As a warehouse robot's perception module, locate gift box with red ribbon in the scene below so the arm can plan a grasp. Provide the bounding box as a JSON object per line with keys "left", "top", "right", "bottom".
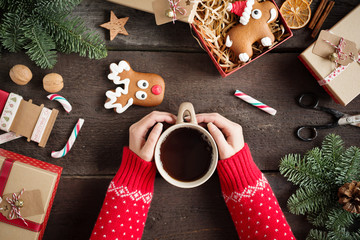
{"left": 299, "top": 5, "right": 360, "bottom": 106}
{"left": 0, "top": 148, "right": 62, "bottom": 240}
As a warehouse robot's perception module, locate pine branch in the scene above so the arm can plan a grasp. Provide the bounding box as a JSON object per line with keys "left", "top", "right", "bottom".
{"left": 306, "top": 229, "right": 328, "bottom": 240}
{"left": 307, "top": 207, "right": 335, "bottom": 227}
{"left": 327, "top": 226, "right": 360, "bottom": 240}
{"left": 280, "top": 153, "right": 330, "bottom": 188}
{"left": 304, "top": 147, "right": 334, "bottom": 182}
{"left": 0, "top": 0, "right": 106, "bottom": 69}
{"left": 288, "top": 185, "right": 334, "bottom": 215}
{"left": 34, "top": 0, "right": 82, "bottom": 15}
{"left": 0, "top": 13, "right": 26, "bottom": 52}
{"left": 36, "top": 13, "right": 107, "bottom": 59}
{"left": 23, "top": 23, "right": 57, "bottom": 69}
{"left": 327, "top": 212, "right": 360, "bottom": 240}
{"left": 327, "top": 228, "right": 352, "bottom": 240}
{"left": 326, "top": 208, "right": 355, "bottom": 231}
{"left": 334, "top": 146, "right": 360, "bottom": 184}
{"left": 2, "top": 0, "right": 36, "bottom": 13}
{"left": 321, "top": 134, "right": 345, "bottom": 167}
{"left": 0, "top": 0, "right": 13, "bottom": 10}
{"left": 281, "top": 134, "right": 360, "bottom": 239}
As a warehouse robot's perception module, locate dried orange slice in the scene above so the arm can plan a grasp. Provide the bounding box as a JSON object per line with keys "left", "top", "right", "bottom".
{"left": 280, "top": 0, "right": 311, "bottom": 29}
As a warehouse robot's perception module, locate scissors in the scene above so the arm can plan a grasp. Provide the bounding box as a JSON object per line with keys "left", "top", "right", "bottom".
{"left": 296, "top": 93, "right": 360, "bottom": 141}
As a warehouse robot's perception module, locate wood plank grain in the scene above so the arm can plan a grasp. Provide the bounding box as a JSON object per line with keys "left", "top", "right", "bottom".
{"left": 73, "top": 0, "right": 359, "bottom": 51}
{"left": 1, "top": 51, "right": 359, "bottom": 174}
{"left": 43, "top": 174, "right": 311, "bottom": 240}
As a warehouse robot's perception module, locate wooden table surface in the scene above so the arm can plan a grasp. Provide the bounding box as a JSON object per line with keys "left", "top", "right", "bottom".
{"left": 1, "top": 0, "right": 359, "bottom": 239}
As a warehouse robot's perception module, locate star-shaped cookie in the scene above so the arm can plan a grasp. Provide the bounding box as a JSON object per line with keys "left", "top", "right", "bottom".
{"left": 100, "top": 11, "right": 129, "bottom": 41}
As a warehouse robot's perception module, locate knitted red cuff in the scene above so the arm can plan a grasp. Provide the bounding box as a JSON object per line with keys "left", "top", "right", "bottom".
{"left": 217, "top": 143, "right": 262, "bottom": 194}
{"left": 113, "top": 147, "right": 156, "bottom": 193}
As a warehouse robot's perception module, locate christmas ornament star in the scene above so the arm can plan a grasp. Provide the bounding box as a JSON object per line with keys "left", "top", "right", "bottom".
{"left": 100, "top": 11, "right": 129, "bottom": 41}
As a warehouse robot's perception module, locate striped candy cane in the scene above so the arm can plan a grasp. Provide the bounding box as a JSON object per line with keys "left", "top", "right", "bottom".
{"left": 47, "top": 94, "right": 72, "bottom": 113}
{"left": 234, "top": 90, "right": 277, "bottom": 116}
{"left": 51, "top": 118, "right": 84, "bottom": 158}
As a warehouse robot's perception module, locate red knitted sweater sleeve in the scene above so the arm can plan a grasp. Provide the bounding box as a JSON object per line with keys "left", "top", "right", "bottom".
{"left": 90, "top": 147, "right": 156, "bottom": 240}
{"left": 217, "top": 144, "right": 295, "bottom": 240}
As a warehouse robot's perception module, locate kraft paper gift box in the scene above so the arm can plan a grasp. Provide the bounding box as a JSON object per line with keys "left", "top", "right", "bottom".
{"left": 107, "top": 0, "right": 293, "bottom": 77}
{"left": 0, "top": 148, "right": 62, "bottom": 240}
{"left": 299, "top": 5, "right": 360, "bottom": 106}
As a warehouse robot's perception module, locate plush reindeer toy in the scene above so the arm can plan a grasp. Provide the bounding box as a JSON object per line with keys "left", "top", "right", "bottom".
{"left": 104, "top": 61, "right": 165, "bottom": 114}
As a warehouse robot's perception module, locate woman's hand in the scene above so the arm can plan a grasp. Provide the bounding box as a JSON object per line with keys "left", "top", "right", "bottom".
{"left": 129, "top": 111, "right": 176, "bottom": 162}
{"left": 196, "top": 113, "right": 244, "bottom": 160}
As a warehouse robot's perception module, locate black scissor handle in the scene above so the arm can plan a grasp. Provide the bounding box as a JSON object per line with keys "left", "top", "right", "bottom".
{"left": 298, "top": 93, "right": 345, "bottom": 118}
{"left": 296, "top": 126, "right": 318, "bottom": 141}
{"left": 298, "top": 93, "right": 319, "bottom": 109}
{"left": 297, "top": 121, "right": 340, "bottom": 141}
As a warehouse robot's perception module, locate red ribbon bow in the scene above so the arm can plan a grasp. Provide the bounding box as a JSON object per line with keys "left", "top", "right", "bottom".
{"left": 6, "top": 188, "right": 27, "bottom": 226}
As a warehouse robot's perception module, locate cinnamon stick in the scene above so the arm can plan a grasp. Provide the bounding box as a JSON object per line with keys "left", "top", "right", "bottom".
{"left": 311, "top": 0, "right": 335, "bottom": 38}
{"left": 308, "top": 0, "right": 329, "bottom": 29}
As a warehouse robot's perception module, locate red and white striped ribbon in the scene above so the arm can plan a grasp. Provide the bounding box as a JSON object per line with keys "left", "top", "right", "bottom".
{"left": 168, "top": 0, "right": 187, "bottom": 23}
{"left": 318, "top": 38, "right": 360, "bottom": 86}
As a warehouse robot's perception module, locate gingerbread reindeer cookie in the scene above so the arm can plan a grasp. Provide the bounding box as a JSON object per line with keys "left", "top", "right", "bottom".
{"left": 104, "top": 61, "right": 165, "bottom": 114}
{"left": 225, "top": 0, "right": 278, "bottom": 62}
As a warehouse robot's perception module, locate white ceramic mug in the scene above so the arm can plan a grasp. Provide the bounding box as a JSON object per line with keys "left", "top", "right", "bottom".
{"left": 155, "top": 102, "right": 218, "bottom": 188}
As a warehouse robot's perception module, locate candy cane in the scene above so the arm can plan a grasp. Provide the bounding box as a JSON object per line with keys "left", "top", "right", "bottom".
{"left": 51, "top": 118, "right": 84, "bottom": 158}
{"left": 47, "top": 94, "right": 72, "bottom": 113}
{"left": 234, "top": 90, "right": 277, "bottom": 116}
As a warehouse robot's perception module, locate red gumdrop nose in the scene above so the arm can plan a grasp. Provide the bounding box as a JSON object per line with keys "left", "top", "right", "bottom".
{"left": 151, "top": 85, "right": 162, "bottom": 95}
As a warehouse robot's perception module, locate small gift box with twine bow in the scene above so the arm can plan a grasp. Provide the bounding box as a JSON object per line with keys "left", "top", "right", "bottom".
{"left": 0, "top": 149, "right": 62, "bottom": 240}
{"left": 299, "top": 5, "right": 360, "bottom": 106}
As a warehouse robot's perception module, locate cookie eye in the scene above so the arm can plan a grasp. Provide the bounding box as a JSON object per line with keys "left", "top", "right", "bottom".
{"left": 251, "top": 9, "right": 262, "bottom": 19}
{"left": 137, "top": 80, "right": 149, "bottom": 89}
{"left": 135, "top": 91, "right": 147, "bottom": 100}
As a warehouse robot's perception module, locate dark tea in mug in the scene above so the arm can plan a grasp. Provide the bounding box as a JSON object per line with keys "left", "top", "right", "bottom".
{"left": 160, "top": 127, "right": 213, "bottom": 182}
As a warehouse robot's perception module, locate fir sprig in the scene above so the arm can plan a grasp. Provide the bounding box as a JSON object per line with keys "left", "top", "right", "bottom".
{"left": 22, "top": 23, "right": 57, "bottom": 69}
{"left": 1, "top": 13, "right": 26, "bottom": 52}
{"left": 280, "top": 134, "right": 360, "bottom": 240}
{"left": 0, "top": 0, "right": 107, "bottom": 69}
{"left": 307, "top": 229, "right": 328, "bottom": 240}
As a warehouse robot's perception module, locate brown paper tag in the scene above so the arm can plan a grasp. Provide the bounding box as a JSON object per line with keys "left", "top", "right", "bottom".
{"left": 153, "top": 0, "right": 198, "bottom": 25}
{"left": 313, "top": 30, "right": 358, "bottom": 66}
{"left": 0, "top": 190, "right": 44, "bottom": 220}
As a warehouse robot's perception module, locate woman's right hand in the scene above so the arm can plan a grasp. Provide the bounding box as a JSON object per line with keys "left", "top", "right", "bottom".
{"left": 129, "top": 111, "right": 176, "bottom": 162}
{"left": 196, "top": 113, "right": 244, "bottom": 160}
